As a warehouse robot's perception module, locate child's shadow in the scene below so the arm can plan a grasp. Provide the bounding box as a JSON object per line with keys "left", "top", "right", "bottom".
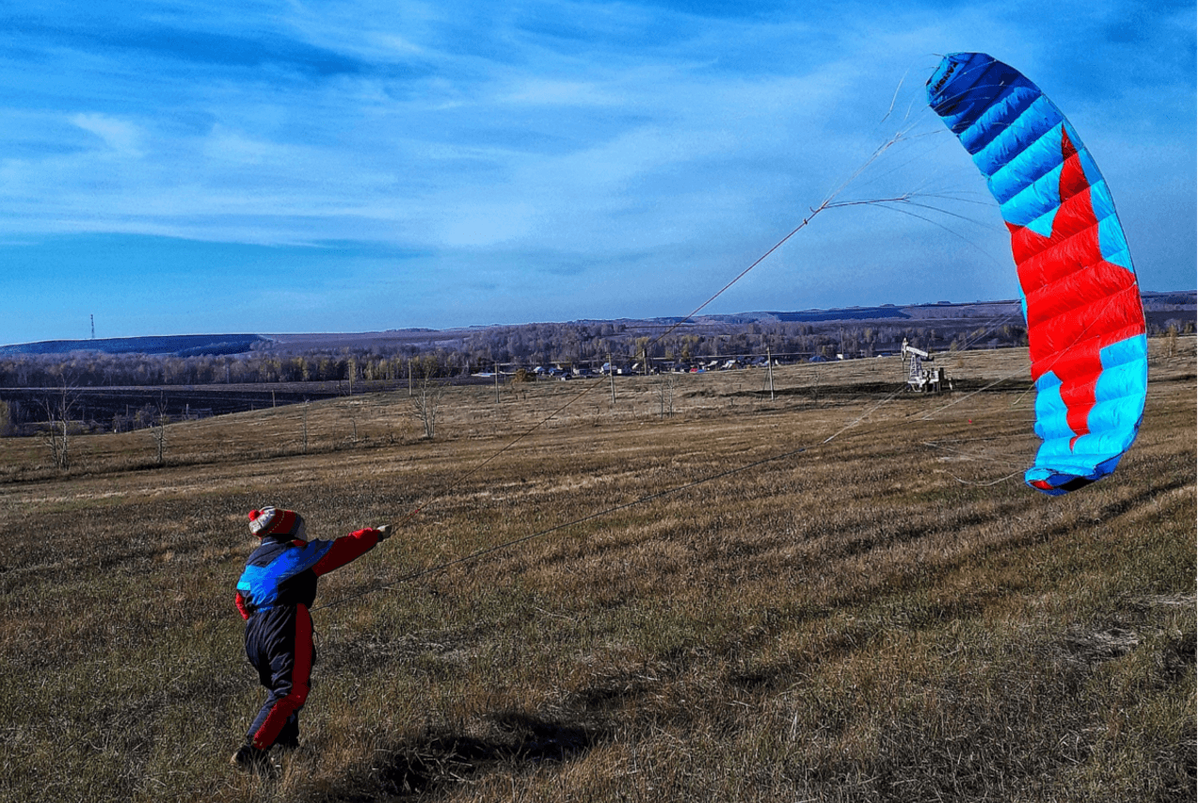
{"left": 375, "top": 710, "right": 602, "bottom": 795}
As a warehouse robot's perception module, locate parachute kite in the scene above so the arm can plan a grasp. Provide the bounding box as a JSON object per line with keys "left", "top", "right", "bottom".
{"left": 926, "top": 53, "right": 1147, "bottom": 495}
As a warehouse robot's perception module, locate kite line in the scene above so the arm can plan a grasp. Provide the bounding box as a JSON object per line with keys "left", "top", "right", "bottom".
{"left": 391, "top": 128, "right": 939, "bottom": 529}
{"left": 325, "top": 116, "right": 1016, "bottom": 606}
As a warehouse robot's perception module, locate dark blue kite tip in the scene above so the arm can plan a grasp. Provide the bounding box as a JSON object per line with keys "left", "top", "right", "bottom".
{"left": 1026, "top": 474, "right": 1096, "bottom": 496}
{"left": 926, "top": 53, "right": 988, "bottom": 89}
{"left": 925, "top": 52, "right": 1002, "bottom": 115}
{"left": 1025, "top": 454, "right": 1124, "bottom": 496}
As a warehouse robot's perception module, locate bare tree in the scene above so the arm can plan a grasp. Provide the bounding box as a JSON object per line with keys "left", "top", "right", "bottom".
{"left": 40, "top": 381, "right": 78, "bottom": 469}
{"left": 1165, "top": 323, "right": 1180, "bottom": 359}
{"left": 410, "top": 359, "right": 443, "bottom": 439}
{"left": 148, "top": 397, "right": 168, "bottom": 465}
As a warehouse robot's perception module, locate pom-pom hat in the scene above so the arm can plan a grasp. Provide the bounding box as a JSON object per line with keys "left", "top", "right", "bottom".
{"left": 248, "top": 507, "right": 303, "bottom": 538}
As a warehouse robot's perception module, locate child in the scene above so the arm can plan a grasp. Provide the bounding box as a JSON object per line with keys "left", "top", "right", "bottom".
{"left": 231, "top": 506, "right": 391, "bottom": 770}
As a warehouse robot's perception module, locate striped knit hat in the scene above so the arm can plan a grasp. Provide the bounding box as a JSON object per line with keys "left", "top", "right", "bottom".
{"left": 248, "top": 507, "right": 302, "bottom": 538}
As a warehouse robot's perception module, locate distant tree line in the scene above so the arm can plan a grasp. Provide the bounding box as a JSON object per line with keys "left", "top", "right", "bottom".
{"left": 2, "top": 313, "right": 1195, "bottom": 394}
{"left": 0, "top": 315, "right": 1193, "bottom": 441}
{"left": 0, "top": 320, "right": 1043, "bottom": 390}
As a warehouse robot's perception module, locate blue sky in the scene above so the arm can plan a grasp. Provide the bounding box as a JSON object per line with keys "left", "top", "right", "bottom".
{"left": 0, "top": 0, "right": 1194, "bottom": 344}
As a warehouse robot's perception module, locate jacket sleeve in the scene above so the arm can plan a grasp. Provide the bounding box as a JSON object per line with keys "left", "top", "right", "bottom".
{"left": 235, "top": 590, "right": 250, "bottom": 620}
{"left": 311, "top": 528, "right": 382, "bottom": 577}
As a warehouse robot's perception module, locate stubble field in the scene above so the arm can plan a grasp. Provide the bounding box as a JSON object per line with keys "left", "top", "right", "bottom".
{"left": 0, "top": 341, "right": 1194, "bottom": 802}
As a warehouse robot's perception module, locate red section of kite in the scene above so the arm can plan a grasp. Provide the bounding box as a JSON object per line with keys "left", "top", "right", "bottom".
{"left": 1005, "top": 129, "right": 1141, "bottom": 448}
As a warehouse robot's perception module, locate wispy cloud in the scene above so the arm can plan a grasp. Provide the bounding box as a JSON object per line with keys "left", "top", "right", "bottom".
{"left": 69, "top": 113, "right": 145, "bottom": 155}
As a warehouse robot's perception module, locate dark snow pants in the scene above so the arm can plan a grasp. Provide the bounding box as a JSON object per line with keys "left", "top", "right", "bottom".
{"left": 244, "top": 604, "right": 316, "bottom": 750}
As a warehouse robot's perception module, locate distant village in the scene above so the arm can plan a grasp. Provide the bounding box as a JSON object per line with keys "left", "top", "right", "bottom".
{"left": 0, "top": 291, "right": 1192, "bottom": 435}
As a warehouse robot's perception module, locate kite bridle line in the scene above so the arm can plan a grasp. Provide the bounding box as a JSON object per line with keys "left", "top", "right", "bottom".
{"left": 387, "top": 202, "right": 835, "bottom": 530}
{"left": 338, "top": 122, "right": 1016, "bottom": 605}
{"left": 388, "top": 198, "right": 841, "bottom": 529}
{"left": 388, "top": 128, "right": 932, "bottom": 532}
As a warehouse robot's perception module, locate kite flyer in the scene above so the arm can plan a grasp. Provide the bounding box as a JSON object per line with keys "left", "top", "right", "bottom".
{"left": 230, "top": 506, "right": 392, "bottom": 771}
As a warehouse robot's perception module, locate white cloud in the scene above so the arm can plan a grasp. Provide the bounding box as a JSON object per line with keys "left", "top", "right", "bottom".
{"left": 203, "top": 125, "right": 276, "bottom": 165}
{"left": 367, "top": 31, "right": 429, "bottom": 57}
{"left": 69, "top": 113, "right": 144, "bottom": 156}
{"left": 500, "top": 77, "right": 622, "bottom": 106}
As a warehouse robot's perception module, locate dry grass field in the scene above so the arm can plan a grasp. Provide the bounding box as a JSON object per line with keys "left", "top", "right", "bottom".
{"left": 0, "top": 340, "right": 1194, "bottom": 802}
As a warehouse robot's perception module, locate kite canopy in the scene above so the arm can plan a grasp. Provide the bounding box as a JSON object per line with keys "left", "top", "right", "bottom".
{"left": 926, "top": 52, "right": 1147, "bottom": 495}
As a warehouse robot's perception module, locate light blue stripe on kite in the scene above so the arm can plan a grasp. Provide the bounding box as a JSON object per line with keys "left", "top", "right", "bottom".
{"left": 1101, "top": 334, "right": 1148, "bottom": 387}
{"left": 1031, "top": 432, "right": 1121, "bottom": 476}
{"left": 998, "top": 164, "right": 1063, "bottom": 235}
{"left": 1073, "top": 134, "right": 1104, "bottom": 186}
{"left": 1032, "top": 445, "right": 1095, "bottom": 474}
{"left": 1031, "top": 372, "right": 1072, "bottom": 442}
{"left": 1094, "top": 188, "right": 1134, "bottom": 268}
{"left": 1103, "top": 333, "right": 1148, "bottom": 364}
{"left": 1092, "top": 368, "right": 1147, "bottom": 415}
{"left": 1028, "top": 336, "right": 1147, "bottom": 478}
{"left": 1030, "top": 446, "right": 1122, "bottom": 480}
{"left": 987, "top": 120, "right": 1066, "bottom": 205}
{"left": 1084, "top": 396, "right": 1143, "bottom": 444}
{"left": 1037, "top": 421, "right": 1131, "bottom": 463}
{"left": 1090, "top": 179, "right": 1115, "bottom": 213}
{"left": 1102, "top": 240, "right": 1133, "bottom": 270}
{"left": 971, "top": 94, "right": 1060, "bottom": 176}
{"left": 958, "top": 81, "right": 1042, "bottom": 156}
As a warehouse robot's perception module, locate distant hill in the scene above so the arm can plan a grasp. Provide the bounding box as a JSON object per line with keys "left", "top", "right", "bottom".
{"left": 698, "top": 291, "right": 1195, "bottom": 325}
{"left": 0, "top": 334, "right": 267, "bottom": 357}
{"left": 1, "top": 291, "right": 1192, "bottom": 356}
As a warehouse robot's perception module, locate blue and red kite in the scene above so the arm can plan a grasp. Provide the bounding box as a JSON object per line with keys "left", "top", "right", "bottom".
{"left": 926, "top": 53, "right": 1147, "bottom": 495}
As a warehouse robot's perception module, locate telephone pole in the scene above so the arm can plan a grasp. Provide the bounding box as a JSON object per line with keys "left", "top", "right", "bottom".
{"left": 767, "top": 347, "right": 775, "bottom": 401}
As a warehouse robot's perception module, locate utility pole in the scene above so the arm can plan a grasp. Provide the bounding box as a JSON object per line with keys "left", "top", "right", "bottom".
{"left": 494, "top": 361, "right": 500, "bottom": 404}
{"left": 90, "top": 314, "right": 95, "bottom": 339}
{"left": 608, "top": 352, "right": 616, "bottom": 404}
{"left": 767, "top": 347, "right": 775, "bottom": 401}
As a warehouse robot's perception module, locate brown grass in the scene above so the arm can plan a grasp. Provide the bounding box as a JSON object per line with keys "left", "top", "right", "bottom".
{"left": 0, "top": 339, "right": 1194, "bottom": 802}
